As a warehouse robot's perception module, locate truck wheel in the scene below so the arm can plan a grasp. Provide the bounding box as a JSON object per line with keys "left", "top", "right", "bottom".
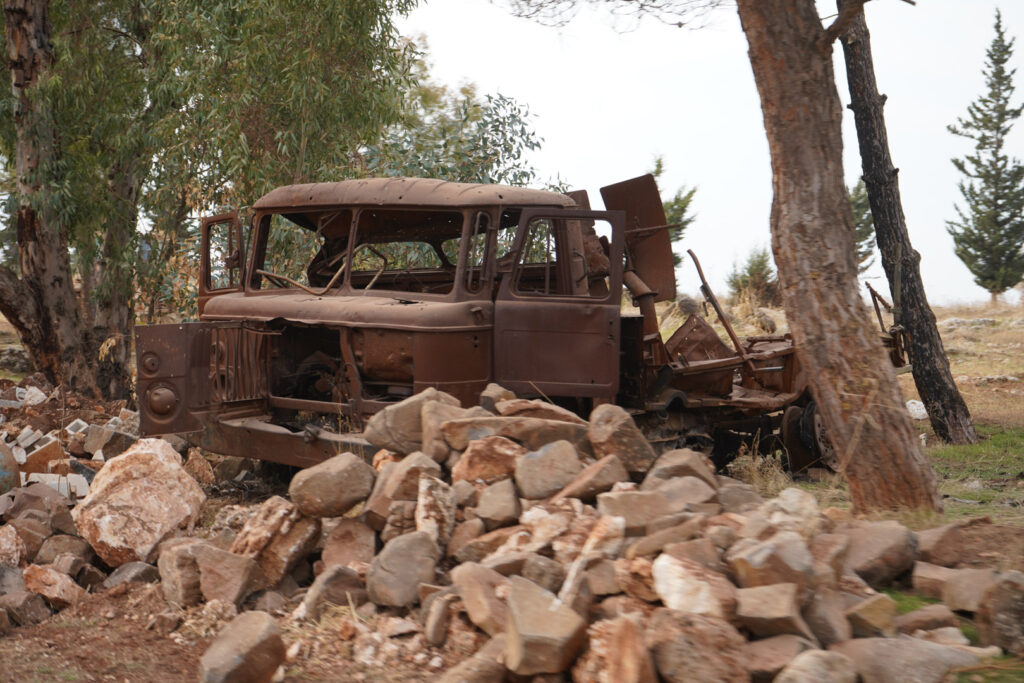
{"left": 800, "top": 401, "right": 840, "bottom": 471}
{"left": 782, "top": 405, "right": 816, "bottom": 473}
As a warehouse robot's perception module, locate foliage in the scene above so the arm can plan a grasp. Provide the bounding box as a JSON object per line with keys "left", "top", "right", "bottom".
{"left": 726, "top": 246, "right": 780, "bottom": 308}
{"left": 947, "top": 11, "right": 1024, "bottom": 299}
{"left": 650, "top": 156, "right": 697, "bottom": 266}
{"left": 848, "top": 180, "right": 876, "bottom": 273}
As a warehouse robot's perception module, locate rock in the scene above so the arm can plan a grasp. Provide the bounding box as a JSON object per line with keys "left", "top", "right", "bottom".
{"left": 726, "top": 531, "right": 813, "bottom": 598}
{"left": 895, "top": 603, "right": 959, "bottom": 634}
{"left": 451, "top": 436, "right": 527, "bottom": 484}
{"left": 644, "top": 608, "right": 748, "bottom": 683}
{"left": 585, "top": 559, "right": 620, "bottom": 597}
{"left": 742, "top": 634, "right": 816, "bottom": 681}
{"left": 942, "top": 568, "right": 998, "bottom": 612}
{"left": 442, "top": 416, "right": 590, "bottom": 453}
{"left": 775, "top": 650, "right": 856, "bottom": 683}
{"left": 479, "top": 383, "right": 516, "bottom": 412}
{"left": 71, "top": 438, "right": 206, "bottom": 567}
{"left": 424, "top": 592, "right": 458, "bottom": 646}
{"left": 906, "top": 400, "right": 928, "bottom": 420}
{"left": 842, "top": 520, "right": 918, "bottom": 587}
{"left": 454, "top": 525, "right": 523, "bottom": 564}
{"left": 198, "top": 611, "right": 286, "bottom": 683}
{"left": 383, "top": 452, "right": 442, "bottom": 503}
{"left": 0, "top": 589, "right": 50, "bottom": 625}
{"left": 183, "top": 448, "right": 216, "bottom": 485}
{"left": 551, "top": 455, "right": 629, "bottom": 503}
{"left": 193, "top": 544, "right": 267, "bottom": 606}
{"left": 451, "top": 479, "right": 478, "bottom": 507}
{"left": 0, "top": 524, "right": 26, "bottom": 567}
{"left": 641, "top": 448, "right": 718, "bottom": 491}
{"left": 572, "top": 614, "right": 657, "bottom": 683}
{"left": 652, "top": 553, "right": 736, "bottom": 619}
{"left": 912, "top": 561, "right": 957, "bottom": 599}
{"left": 364, "top": 387, "right": 461, "bottom": 454}
{"left": 657, "top": 476, "right": 718, "bottom": 509}
{"left": 587, "top": 404, "right": 656, "bottom": 475}
{"left": 229, "top": 496, "right": 321, "bottom": 585}
{"left": 6, "top": 517, "right": 49, "bottom": 562}
{"left": 844, "top": 593, "right": 896, "bottom": 637}
{"left": 363, "top": 461, "right": 397, "bottom": 530}
{"left": 0, "top": 606, "right": 7, "bottom": 634}
{"left": 975, "top": 570, "right": 1024, "bottom": 655}
{"left": 422, "top": 401, "right": 487, "bottom": 462}
{"left": 808, "top": 533, "right": 849, "bottom": 589}
{"left": 0, "top": 565, "right": 25, "bottom": 594}
{"left": 0, "top": 443, "right": 17, "bottom": 495}
{"left": 438, "top": 635, "right": 507, "bottom": 683}
{"left": 288, "top": 452, "right": 376, "bottom": 518}
{"left": 718, "top": 484, "right": 765, "bottom": 513}
{"left": 596, "top": 490, "right": 671, "bottom": 535}
{"left": 514, "top": 441, "right": 583, "bottom": 500}
{"left": 759, "top": 488, "right": 826, "bottom": 537}
{"left": 158, "top": 538, "right": 204, "bottom": 607}
{"left": 23, "top": 563, "right": 87, "bottom": 609}
{"left": 33, "top": 535, "right": 91, "bottom": 568}
{"left": 614, "top": 557, "right": 659, "bottom": 602}
{"left": 415, "top": 475, "right": 456, "bottom": 549}
{"left": 297, "top": 565, "right": 366, "bottom": 621}
{"left": 505, "top": 576, "right": 587, "bottom": 676}
{"left": 801, "top": 588, "right": 852, "bottom": 646}
{"left": 76, "top": 563, "right": 106, "bottom": 590}
{"left": 321, "top": 519, "right": 376, "bottom": 570}
{"left": 518, "top": 554, "right": 563, "bottom": 594}
{"left": 475, "top": 478, "right": 521, "bottom": 530}
{"left": 830, "top": 636, "right": 979, "bottom": 683}
{"left": 451, "top": 562, "right": 509, "bottom": 636}
{"left": 367, "top": 531, "right": 439, "bottom": 607}
{"left": 447, "top": 518, "right": 486, "bottom": 558}
{"left": 916, "top": 523, "right": 963, "bottom": 568}
{"left": 102, "top": 561, "right": 160, "bottom": 589}
{"left": 736, "top": 582, "right": 817, "bottom": 642}
{"left": 663, "top": 537, "right": 722, "bottom": 572}
{"left": 380, "top": 500, "right": 417, "bottom": 543}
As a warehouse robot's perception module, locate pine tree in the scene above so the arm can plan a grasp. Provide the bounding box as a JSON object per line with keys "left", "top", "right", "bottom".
{"left": 848, "top": 180, "right": 877, "bottom": 274}
{"left": 947, "top": 10, "right": 1024, "bottom": 302}
{"left": 650, "top": 156, "right": 696, "bottom": 266}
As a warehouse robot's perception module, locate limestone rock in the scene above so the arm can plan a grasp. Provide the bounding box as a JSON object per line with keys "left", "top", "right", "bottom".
{"left": 522, "top": 554, "right": 566, "bottom": 594}
{"left": 454, "top": 525, "right": 523, "bottom": 564}
{"left": 6, "top": 517, "right": 48, "bottom": 562}
{"left": 596, "top": 490, "right": 671, "bottom": 535}
{"left": 447, "top": 518, "right": 486, "bottom": 558}
{"left": 451, "top": 436, "right": 527, "bottom": 484}
{"left": 844, "top": 593, "right": 896, "bottom": 637}
{"left": 451, "top": 562, "right": 509, "bottom": 636}
{"left": 229, "top": 496, "right": 321, "bottom": 586}
{"left": 479, "top": 383, "right": 516, "bottom": 412}
{"left": 475, "top": 478, "right": 521, "bottom": 530}
{"left": 759, "top": 488, "right": 825, "bottom": 537}
{"left": 198, "top": 610, "right": 286, "bottom": 683}
{"left": 102, "top": 561, "right": 159, "bottom": 589}
{"left": 183, "top": 448, "right": 216, "bottom": 485}
{"left": 652, "top": 553, "right": 736, "bottom": 619}
{"left": 442, "top": 416, "right": 590, "bottom": 453}
{"left": 587, "top": 404, "right": 656, "bottom": 475}
{"left": 23, "top": 563, "right": 87, "bottom": 609}
{"left": 193, "top": 543, "right": 267, "bottom": 606}
{"left": 288, "top": 452, "right": 376, "bottom": 518}
{"left": 551, "top": 455, "right": 629, "bottom": 502}
{"left": 735, "top": 582, "right": 817, "bottom": 642}
{"left": 415, "top": 475, "right": 456, "bottom": 548}
{"left": 505, "top": 576, "right": 587, "bottom": 676}
{"left": 644, "top": 608, "right": 748, "bottom": 683}
{"left": 775, "top": 650, "right": 856, "bottom": 683}
{"left": 641, "top": 448, "right": 718, "bottom": 491}
{"left": 297, "top": 565, "right": 367, "bottom": 621}
{"left": 726, "top": 531, "right": 813, "bottom": 598}
{"left": 321, "top": 519, "right": 376, "bottom": 570}
{"left": 717, "top": 484, "right": 765, "bottom": 513}
{"left": 572, "top": 614, "right": 657, "bottom": 683}
{"left": 614, "top": 557, "right": 659, "bottom": 603}
{"left": 34, "top": 534, "right": 93, "bottom": 566}
{"left": 802, "top": 588, "right": 852, "bottom": 646}
{"left": 742, "top": 635, "right": 815, "bottom": 681}
{"left": 842, "top": 520, "right": 918, "bottom": 587}
{"left": 364, "top": 387, "right": 460, "bottom": 454}
{"left": 942, "top": 568, "right": 998, "bottom": 613}
{"left": 912, "top": 561, "right": 957, "bottom": 600}
{"left": 437, "top": 635, "right": 507, "bottom": 683}
{"left": 71, "top": 438, "right": 205, "bottom": 567}
{"left": 975, "top": 570, "right": 1024, "bottom": 656}
{"left": 830, "top": 636, "right": 979, "bottom": 683}
{"left": 158, "top": 538, "right": 204, "bottom": 607}
{"left": 0, "top": 589, "right": 50, "bottom": 625}
{"left": 514, "top": 441, "right": 583, "bottom": 500}
{"left": 422, "top": 401, "right": 488, "bottom": 462}
{"left": 916, "top": 523, "right": 963, "bottom": 568}
{"left": 895, "top": 603, "right": 959, "bottom": 634}
{"left": 0, "top": 524, "right": 26, "bottom": 568}
{"left": 367, "top": 531, "right": 439, "bottom": 607}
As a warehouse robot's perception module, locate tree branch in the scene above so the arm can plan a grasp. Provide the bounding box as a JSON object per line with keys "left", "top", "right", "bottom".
{"left": 824, "top": 0, "right": 914, "bottom": 45}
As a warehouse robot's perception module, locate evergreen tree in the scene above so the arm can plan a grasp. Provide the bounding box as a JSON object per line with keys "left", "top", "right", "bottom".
{"left": 848, "top": 180, "right": 876, "bottom": 274}
{"left": 947, "top": 10, "right": 1024, "bottom": 301}
{"left": 650, "top": 156, "right": 696, "bottom": 266}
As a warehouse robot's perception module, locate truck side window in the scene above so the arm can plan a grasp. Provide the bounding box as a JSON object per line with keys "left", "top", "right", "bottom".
{"left": 207, "top": 219, "right": 241, "bottom": 290}
{"left": 512, "top": 216, "right": 612, "bottom": 298}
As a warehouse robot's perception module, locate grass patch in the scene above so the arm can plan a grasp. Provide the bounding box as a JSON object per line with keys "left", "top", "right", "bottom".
{"left": 928, "top": 425, "right": 1024, "bottom": 480}
{"left": 954, "top": 656, "right": 1024, "bottom": 682}
{"left": 880, "top": 588, "right": 940, "bottom": 615}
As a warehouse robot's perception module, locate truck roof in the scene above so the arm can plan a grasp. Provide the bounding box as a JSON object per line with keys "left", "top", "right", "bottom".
{"left": 253, "top": 177, "right": 576, "bottom": 211}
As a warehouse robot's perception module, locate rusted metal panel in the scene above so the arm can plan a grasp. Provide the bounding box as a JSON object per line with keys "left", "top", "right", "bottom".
{"left": 600, "top": 174, "right": 677, "bottom": 302}
{"left": 137, "top": 323, "right": 204, "bottom": 435}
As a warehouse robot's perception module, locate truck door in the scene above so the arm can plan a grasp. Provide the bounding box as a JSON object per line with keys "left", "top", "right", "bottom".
{"left": 493, "top": 209, "right": 624, "bottom": 399}
{"left": 198, "top": 212, "right": 244, "bottom": 315}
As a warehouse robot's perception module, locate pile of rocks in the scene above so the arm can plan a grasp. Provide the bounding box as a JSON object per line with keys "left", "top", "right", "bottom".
{"left": 2, "top": 383, "right": 1023, "bottom": 682}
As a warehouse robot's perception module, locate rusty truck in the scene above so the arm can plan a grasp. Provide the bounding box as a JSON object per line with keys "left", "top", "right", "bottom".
{"left": 136, "top": 175, "right": 859, "bottom": 472}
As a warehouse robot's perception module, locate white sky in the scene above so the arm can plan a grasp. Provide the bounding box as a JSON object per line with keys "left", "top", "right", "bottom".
{"left": 399, "top": 0, "right": 1024, "bottom": 305}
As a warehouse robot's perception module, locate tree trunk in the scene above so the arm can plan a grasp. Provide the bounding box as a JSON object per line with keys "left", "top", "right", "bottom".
{"left": 838, "top": 1, "right": 978, "bottom": 445}
{"left": 735, "top": 0, "right": 943, "bottom": 511}
{"left": 2, "top": 0, "right": 101, "bottom": 398}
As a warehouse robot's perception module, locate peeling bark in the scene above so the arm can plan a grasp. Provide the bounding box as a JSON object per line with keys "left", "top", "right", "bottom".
{"left": 735, "top": 0, "right": 942, "bottom": 511}
{"left": 837, "top": 1, "right": 977, "bottom": 445}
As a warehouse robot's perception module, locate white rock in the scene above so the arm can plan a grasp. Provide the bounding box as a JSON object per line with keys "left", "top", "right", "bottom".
{"left": 906, "top": 400, "right": 928, "bottom": 420}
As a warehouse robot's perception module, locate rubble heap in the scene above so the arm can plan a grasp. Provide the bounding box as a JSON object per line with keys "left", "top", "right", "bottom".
{"left": 1, "top": 382, "right": 1022, "bottom": 682}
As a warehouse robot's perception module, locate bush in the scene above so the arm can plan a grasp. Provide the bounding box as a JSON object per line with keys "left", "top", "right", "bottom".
{"left": 727, "top": 247, "right": 781, "bottom": 309}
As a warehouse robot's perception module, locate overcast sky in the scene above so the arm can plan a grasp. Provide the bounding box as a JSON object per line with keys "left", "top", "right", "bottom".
{"left": 399, "top": 0, "right": 1024, "bottom": 306}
